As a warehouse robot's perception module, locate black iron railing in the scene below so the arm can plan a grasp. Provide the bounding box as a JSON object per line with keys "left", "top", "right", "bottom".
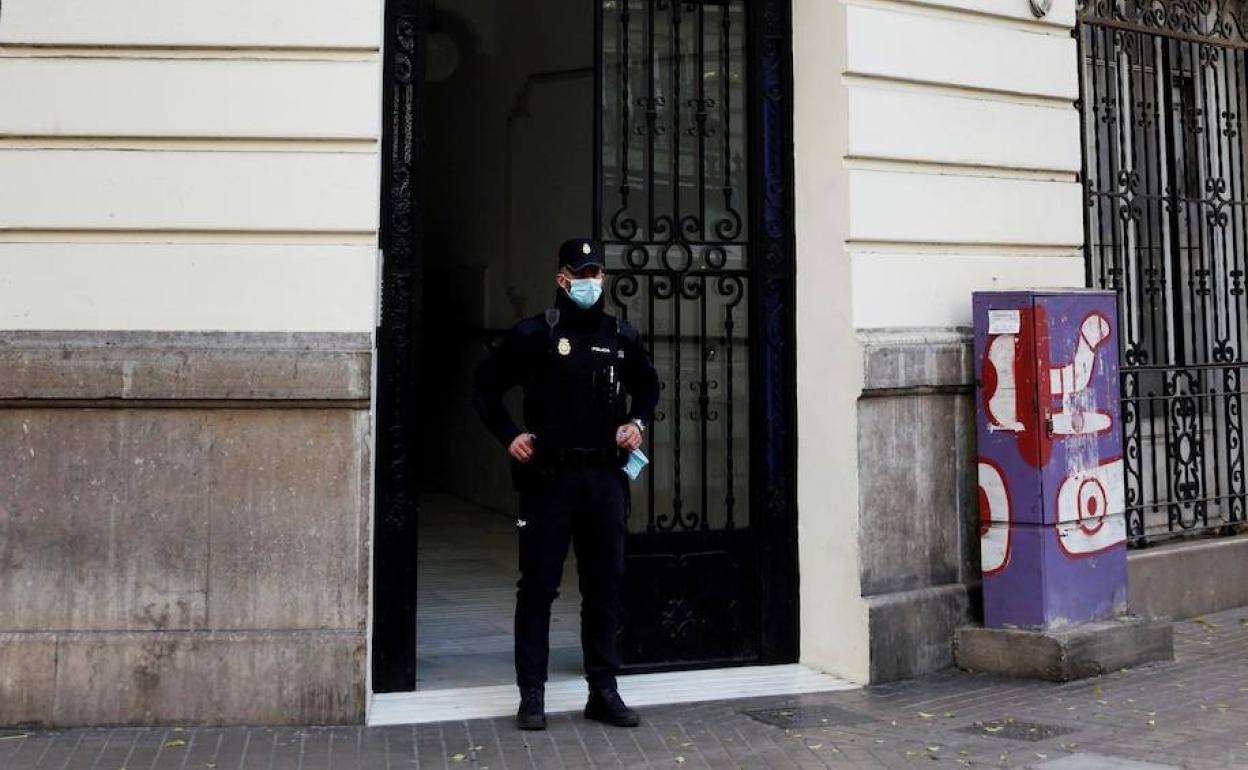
{"left": 1079, "top": 1, "right": 1248, "bottom": 543}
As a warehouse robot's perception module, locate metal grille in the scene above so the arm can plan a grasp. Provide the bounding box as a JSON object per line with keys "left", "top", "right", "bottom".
{"left": 598, "top": 0, "right": 750, "bottom": 535}
{"left": 741, "top": 704, "right": 877, "bottom": 729}
{"left": 957, "top": 719, "right": 1079, "bottom": 743}
{"left": 592, "top": 0, "right": 802, "bottom": 669}
{"left": 1079, "top": 3, "right": 1248, "bottom": 543}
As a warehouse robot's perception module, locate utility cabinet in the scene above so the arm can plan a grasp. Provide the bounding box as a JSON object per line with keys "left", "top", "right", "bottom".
{"left": 973, "top": 290, "right": 1127, "bottom": 629}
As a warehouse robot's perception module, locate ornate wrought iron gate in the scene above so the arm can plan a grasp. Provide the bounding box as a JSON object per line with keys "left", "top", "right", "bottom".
{"left": 1079, "top": 0, "right": 1248, "bottom": 544}
{"left": 595, "top": 0, "right": 798, "bottom": 668}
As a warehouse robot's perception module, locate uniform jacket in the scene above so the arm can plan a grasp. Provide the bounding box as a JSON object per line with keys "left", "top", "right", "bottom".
{"left": 471, "top": 291, "right": 660, "bottom": 452}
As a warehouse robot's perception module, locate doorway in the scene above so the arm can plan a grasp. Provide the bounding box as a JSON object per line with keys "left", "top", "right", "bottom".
{"left": 372, "top": 0, "right": 800, "bottom": 695}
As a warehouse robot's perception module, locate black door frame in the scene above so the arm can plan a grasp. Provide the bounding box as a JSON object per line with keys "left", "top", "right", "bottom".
{"left": 743, "top": 0, "right": 800, "bottom": 665}
{"left": 371, "top": 0, "right": 798, "bottom": 693}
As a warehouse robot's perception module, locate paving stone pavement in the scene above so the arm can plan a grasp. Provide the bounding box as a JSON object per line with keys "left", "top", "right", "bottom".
{"left": 4, "top": 606, "right": 1248, "bottom": 769}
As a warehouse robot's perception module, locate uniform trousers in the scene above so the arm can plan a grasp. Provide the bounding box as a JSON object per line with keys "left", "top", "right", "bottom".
{"left": 515, "top": 462, "right": 627, "bottom": 691}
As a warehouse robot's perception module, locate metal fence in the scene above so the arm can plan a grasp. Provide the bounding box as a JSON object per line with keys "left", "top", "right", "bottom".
{"left": 1079, "top": 0, "right": 1248, "bottom": 544}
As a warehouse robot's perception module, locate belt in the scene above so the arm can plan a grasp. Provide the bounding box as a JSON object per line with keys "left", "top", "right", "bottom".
{"left": 549, "top": 447, "right": 621, "bottom": 465}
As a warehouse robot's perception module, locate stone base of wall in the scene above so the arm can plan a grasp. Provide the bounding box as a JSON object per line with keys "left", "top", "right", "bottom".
{"left": 1, "top": 630, "right": 366, "bottom": 726}
{"left": 1129, "top": 534, "right": 1248, "bottom": 621}
{"left": 0, "top": 332, "right": 373, "bottom": 727}
{"left": 867, "top": 584, "right": 971, "bottom": 683}
{"left": 858, "top": 328, "right": 977, "bottom": 684}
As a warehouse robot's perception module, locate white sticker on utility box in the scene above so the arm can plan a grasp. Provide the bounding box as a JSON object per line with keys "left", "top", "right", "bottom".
{"left": 988, "top": 309, "right": 1021, "bottom": 335}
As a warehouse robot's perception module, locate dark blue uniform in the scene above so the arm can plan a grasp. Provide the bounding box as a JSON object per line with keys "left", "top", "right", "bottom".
{"left": 471, "top": 290, "right": 660, "bottom": 691}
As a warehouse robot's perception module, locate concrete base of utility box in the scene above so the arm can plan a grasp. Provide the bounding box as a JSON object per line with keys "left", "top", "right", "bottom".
{"left": 954, "top": 617, "right": 1174, "bottom": 682}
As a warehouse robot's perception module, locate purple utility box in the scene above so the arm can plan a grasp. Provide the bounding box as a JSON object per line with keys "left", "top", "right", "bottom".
{"left": 973, "top": 290, "right": 1127, "bottom": 630}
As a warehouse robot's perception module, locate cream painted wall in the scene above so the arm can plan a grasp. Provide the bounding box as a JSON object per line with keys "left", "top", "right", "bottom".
{"left": 791, "top": 0, "right": 1085, "bottom": 682}
{"left": 844, "top": 0, "right": 1084, "bottom": 330}
{"left": 793, "top": 0, "right": 871, "bottom": 684}
{"left": 0, "top": 0, "right": 381, "bottom": 48}
{"left": 0, "top": 1, "right": 383, "bottom": 331}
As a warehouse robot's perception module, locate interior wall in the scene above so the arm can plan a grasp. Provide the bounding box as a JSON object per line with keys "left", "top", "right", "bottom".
{"left": 422, "top": 0, "right": 593, "bottom": 512}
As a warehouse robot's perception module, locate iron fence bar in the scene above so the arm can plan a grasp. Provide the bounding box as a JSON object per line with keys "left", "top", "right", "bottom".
{"left": 723, "top": 272, "right": 741, "bottom": 529}
{"left": 670, "top": 262, "right": 686, "bottom": 530}
{"left": 1230, "top": 44, "right": 1248, "bottom": 527}
{"left": 720, "top": 4, "right": 738, "bottom": 240}
{"left": 670, "top": 0, "right": 683, "bottom": 243}
{"left": 1161, "top": 37, "right": 1184, "bottom": 367}
{"left": 696, "top": 2, "right": 708, "bottom": 242}
{"left": 1205, "top": 45, "right": 1226, "bottom": 511}
{"left": 1143, "top": 34, "right": 1164, "bottom": 370}
{"left": 646, "top": 0, "right": 657, "bottom": 243}
{"left": 1078, "top": 21, "right": 1093, "bottom": 292}
{"left": 648, "top": 273, "right": 659, "bottom": 533}
{"left": 698, "top": 273, "right": 710, "bottom": 531}
{"left": 1158, "top": 35, "right": 1184, "bottom": 526}
{"left": 594, "top": 0, "right": 604, "bottom": 241}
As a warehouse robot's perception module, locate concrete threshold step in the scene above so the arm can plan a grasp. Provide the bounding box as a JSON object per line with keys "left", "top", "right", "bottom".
{"left": 368, "top": 663, "right": 858, "bottom": 726}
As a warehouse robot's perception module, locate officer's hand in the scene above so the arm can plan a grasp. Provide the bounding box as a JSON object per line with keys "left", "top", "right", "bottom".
{"left": 616, "top": 423, "right": 643, "bottom": 451}
{"left": 509, "top": 433, "right": 536, "bottom": 463}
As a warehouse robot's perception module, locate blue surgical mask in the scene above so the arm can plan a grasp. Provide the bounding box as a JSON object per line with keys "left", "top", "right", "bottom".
{"left": 566, "top": 277, "right": 603, "bottom": 309}
{"left": 622, "top": 448, "right": 649, "bottom": 481}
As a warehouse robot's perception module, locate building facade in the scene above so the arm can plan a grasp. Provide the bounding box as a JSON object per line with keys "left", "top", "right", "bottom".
{"left": 1, "top": 0, "right": 1246, "bottom": 726}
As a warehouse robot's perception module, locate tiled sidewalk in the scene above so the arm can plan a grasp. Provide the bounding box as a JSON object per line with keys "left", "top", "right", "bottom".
{"left": 4, "top": 607, "right": 1248, "bottom": 769}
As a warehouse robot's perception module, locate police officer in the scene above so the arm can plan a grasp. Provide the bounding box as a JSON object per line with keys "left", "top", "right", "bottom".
{"left": 471, "top": 237, "right": 659, "bottom": 731}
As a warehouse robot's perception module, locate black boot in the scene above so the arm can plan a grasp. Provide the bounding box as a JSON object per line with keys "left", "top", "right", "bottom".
{"left": 584, "top": 687, "right": 640, "bottom": 727}
{"left": 515, "top": 686, "right": 547, "bottom": 730}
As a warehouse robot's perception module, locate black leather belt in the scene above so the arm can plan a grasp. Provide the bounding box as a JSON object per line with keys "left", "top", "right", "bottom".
{"left": 550, "top": 447, "right": 621, "bottom": 465}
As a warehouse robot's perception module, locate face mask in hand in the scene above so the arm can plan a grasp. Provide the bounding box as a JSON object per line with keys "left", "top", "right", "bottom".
{"left": 622, "top": 448, "right": 649, "bottom": 481}
{"left": 566, "top": 277, "right": 604, "bottom": 309}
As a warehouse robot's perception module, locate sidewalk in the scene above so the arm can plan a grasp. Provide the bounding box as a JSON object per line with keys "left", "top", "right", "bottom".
{"left": 3, "top": 606, "right": 1246, "bottom": 769}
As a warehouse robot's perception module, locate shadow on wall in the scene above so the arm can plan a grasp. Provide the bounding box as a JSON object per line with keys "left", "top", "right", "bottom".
{"left": 420, "top": 0, "right": 594, "bottom": 513}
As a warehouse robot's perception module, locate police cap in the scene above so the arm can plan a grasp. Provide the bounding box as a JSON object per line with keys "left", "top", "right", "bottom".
{"left": 557, "top": 238, "right": 606, "bottom": 272}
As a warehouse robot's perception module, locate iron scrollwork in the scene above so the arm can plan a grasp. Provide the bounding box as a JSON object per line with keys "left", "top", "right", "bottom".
{"left": 1078, "top": 0, "right": 1248, "bottom": 47}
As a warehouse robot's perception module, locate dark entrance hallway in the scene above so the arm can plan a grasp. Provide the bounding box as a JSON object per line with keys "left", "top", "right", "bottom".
{"left": 415, "top": 0, "right": 596, "bottom": 691}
